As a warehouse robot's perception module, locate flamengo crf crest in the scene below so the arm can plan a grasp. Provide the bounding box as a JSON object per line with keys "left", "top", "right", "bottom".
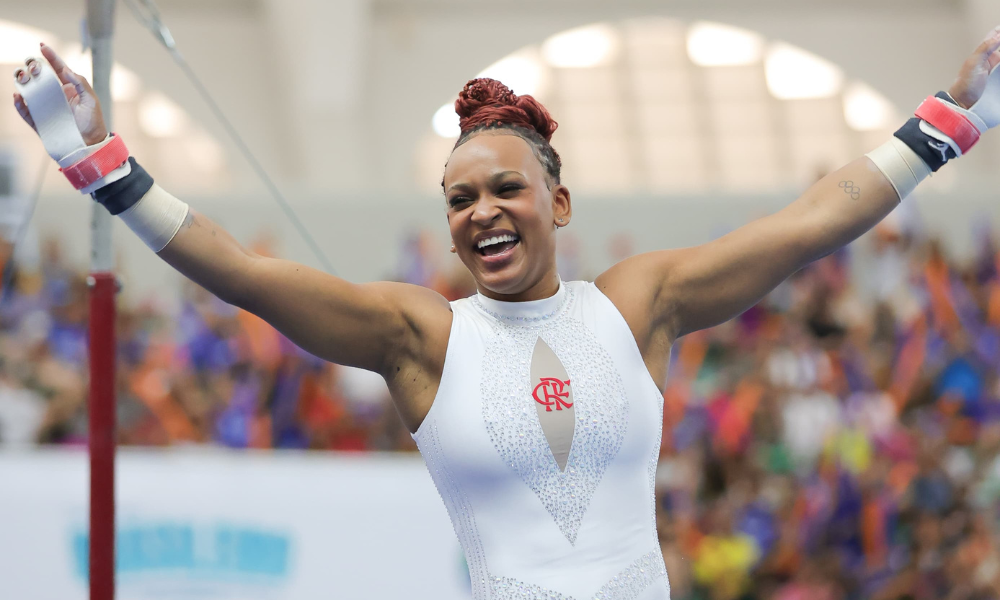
{"left": 530, "top": 337, "right": 575, "bottom": 471}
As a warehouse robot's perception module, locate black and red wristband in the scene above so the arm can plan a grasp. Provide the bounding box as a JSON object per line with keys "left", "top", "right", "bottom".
{"left": 892, "top": 92, "right": 961, "bottom": 172}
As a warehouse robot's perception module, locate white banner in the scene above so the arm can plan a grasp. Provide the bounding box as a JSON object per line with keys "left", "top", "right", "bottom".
{"left": 0, "top": 449, "right": 473, "bottom": 600}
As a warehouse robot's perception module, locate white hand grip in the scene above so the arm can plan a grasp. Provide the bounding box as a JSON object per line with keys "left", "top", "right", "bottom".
{"left": 13, "top": 60, "right": 86, "bottom": 164}
{"left": 969, "top": 62, "right": 1000, "bottom": 131}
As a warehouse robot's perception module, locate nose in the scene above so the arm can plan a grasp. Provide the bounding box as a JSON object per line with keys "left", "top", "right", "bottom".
{"left": 470, "top": 196, "right": 501, "bottom": 226}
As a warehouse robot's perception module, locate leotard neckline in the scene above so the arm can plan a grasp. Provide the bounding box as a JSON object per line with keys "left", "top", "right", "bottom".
{"left": 472, "top": 279, "right": 568, "bottom": 324}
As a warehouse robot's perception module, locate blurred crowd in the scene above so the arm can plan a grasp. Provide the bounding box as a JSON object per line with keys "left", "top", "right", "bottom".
{"left": 0, "top": 235, "right": 436, "bottom": 451}
{"left": 1, "top": 213, "right": 1000, "bottom": 599}
{"left": 654, "top": 220, "right": 1000, "bottom": 600}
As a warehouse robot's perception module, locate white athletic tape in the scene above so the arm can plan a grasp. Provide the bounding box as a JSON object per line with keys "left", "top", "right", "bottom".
{"left": 866, "top": 137, "right": 931, "bottom": 201}
{"left": 118, "top": 183, "right": 190, "bottom": 252}
{"left": 14, "top": 59, "right": 129, "bottom": 192}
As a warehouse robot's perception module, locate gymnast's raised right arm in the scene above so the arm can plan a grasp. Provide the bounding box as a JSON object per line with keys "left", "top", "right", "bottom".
{"left": 12, "top": 44, "right": 451, "bottom": 377}
{"left": 157, "top": 205, "right": 449, "bottom": 374}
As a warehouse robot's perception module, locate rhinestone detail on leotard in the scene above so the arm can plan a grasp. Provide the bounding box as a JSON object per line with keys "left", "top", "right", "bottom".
{"left": 420, "top": 422, "right": 491, "bottom": 599}
{"left": 472, "top": 287, "right": 570, "bottom": 324}
{"left": 593, "top": 550, "right": 669, "bottom": 600}
{"left": 479, "top": 288, "right": 629, "bottom": 545}
{"left": 489, "top": 549, "right": 668, "bottom": 600}
{"left": 642, "top": 380, "right": 671, "bottom": 599}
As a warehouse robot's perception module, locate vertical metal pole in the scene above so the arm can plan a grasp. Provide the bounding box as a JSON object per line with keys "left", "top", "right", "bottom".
{"left": 87, "top": 1, "right": 117, "bottom": 599}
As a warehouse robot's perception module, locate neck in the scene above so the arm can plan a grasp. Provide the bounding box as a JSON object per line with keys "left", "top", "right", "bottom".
{"left": 478, "top": 271, "right": 561, "bottom": 303}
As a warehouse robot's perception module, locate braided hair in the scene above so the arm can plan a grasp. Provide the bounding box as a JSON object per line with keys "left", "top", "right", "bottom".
{"left": 444, "top": 78, "right": 562, "bottom": 189}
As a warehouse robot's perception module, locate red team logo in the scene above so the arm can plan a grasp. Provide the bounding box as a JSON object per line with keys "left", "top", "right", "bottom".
{"left": 532, "top": 377, "right": 573, "bottom": 411}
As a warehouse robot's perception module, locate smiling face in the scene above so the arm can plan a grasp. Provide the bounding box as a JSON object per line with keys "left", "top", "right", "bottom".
{"left": 444, "top": 131, "right": 571, "bottom": 301}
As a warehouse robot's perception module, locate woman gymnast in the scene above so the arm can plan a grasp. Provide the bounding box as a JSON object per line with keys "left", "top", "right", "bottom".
{"left": 12, "top": 27, "right": 1000, "bottom": 599}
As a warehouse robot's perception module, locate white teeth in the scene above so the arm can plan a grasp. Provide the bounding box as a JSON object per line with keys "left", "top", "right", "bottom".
{"left": 477, "top": 234, "right": 519, "bottom": 249}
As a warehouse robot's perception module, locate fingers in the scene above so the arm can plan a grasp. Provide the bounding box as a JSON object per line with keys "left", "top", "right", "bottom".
{"left": 979, "top": 25, "right": 1000, "bottom": 57}
{"left": 61, "top": 68, "right": 88, "bottom": 98}
{"left": 21, "top": 43, "right": 92, "bottom": 98}
{"left": 24, "top": 58, "right": 41, "bottom": 77}
{"left": 61, "top": 82, "right": 79, "bottom": 104}
{"left": 12, "top": 93, "right": 37, "bottom": 132}
{"left": 13, "top": 53, "right": 84, "bottom": 103}
{"left": 989, "top": 49, "right": 1000, "bottom": 72}
{"left": 39, "top": 42, "right": 75, "bottom": 86}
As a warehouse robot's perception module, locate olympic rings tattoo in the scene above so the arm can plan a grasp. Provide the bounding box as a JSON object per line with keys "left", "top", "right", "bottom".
{"left": 838, "top": 180, "right": 861, "bottom": 200}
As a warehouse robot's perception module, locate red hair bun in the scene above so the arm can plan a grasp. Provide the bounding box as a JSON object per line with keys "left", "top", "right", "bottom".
{"left": 455, "top": 78, "right": 558, "bottom": 142}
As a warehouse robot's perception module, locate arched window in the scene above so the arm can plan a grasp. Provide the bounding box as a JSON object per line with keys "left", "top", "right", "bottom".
{"left": 417, "top": 19, "right": 901, "bottom": 196}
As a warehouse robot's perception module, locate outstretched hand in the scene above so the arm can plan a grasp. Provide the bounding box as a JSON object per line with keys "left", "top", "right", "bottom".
{"left": 12, "top": 43, "right": 109, "bottom": 146}
{"left": 949, "top": 25, "right": 1000, "bottom": 109}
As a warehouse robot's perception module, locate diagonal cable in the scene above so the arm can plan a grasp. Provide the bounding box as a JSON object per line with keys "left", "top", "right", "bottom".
{"left": 123, "top": 0, "right": 336, "bottom": 275}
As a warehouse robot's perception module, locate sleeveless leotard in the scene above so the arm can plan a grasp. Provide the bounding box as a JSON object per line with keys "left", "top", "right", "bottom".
{"left": 413, "top": 280, "right": 670, "bottom": 600}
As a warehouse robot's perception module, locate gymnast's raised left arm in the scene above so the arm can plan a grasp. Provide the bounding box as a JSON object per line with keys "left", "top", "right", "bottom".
{"left": 608, "top": 25, "right": 1000, "bottom": 342}
{"left": 646, "top": 157, "right": 899, "bottom": 339}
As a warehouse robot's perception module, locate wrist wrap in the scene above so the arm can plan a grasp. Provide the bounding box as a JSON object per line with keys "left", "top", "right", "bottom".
{"left": 914, "top": 95, "right": 982, "bottom": 154}
{"left": 893, "top": 92, "right": 961, "bottom": 172}
{"left": 93, "top": 157, "right": 189, "bottom": 252}
{"left": 92, "top": 157, "right": 154, "bottom": 215}
{"left": 60, "top": 134, "right": 130, "bottom": 191}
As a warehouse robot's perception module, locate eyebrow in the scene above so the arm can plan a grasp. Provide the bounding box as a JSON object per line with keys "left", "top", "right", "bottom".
{"left": 446, "top": 171, "right": 525, "bottom": 194}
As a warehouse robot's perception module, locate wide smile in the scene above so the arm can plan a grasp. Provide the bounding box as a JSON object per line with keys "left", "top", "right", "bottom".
{"left": 473, "top": 233, "right": 521, "bottom": 267}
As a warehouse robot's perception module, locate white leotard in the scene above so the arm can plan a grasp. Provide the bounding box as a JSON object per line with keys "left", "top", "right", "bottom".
{"left": 413, "top": 280, "right": 670, "bottom": 600}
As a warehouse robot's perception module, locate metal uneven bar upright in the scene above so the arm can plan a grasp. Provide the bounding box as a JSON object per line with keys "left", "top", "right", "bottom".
{"left": 86, "top": 0, "right": 117, "bottom": 599}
